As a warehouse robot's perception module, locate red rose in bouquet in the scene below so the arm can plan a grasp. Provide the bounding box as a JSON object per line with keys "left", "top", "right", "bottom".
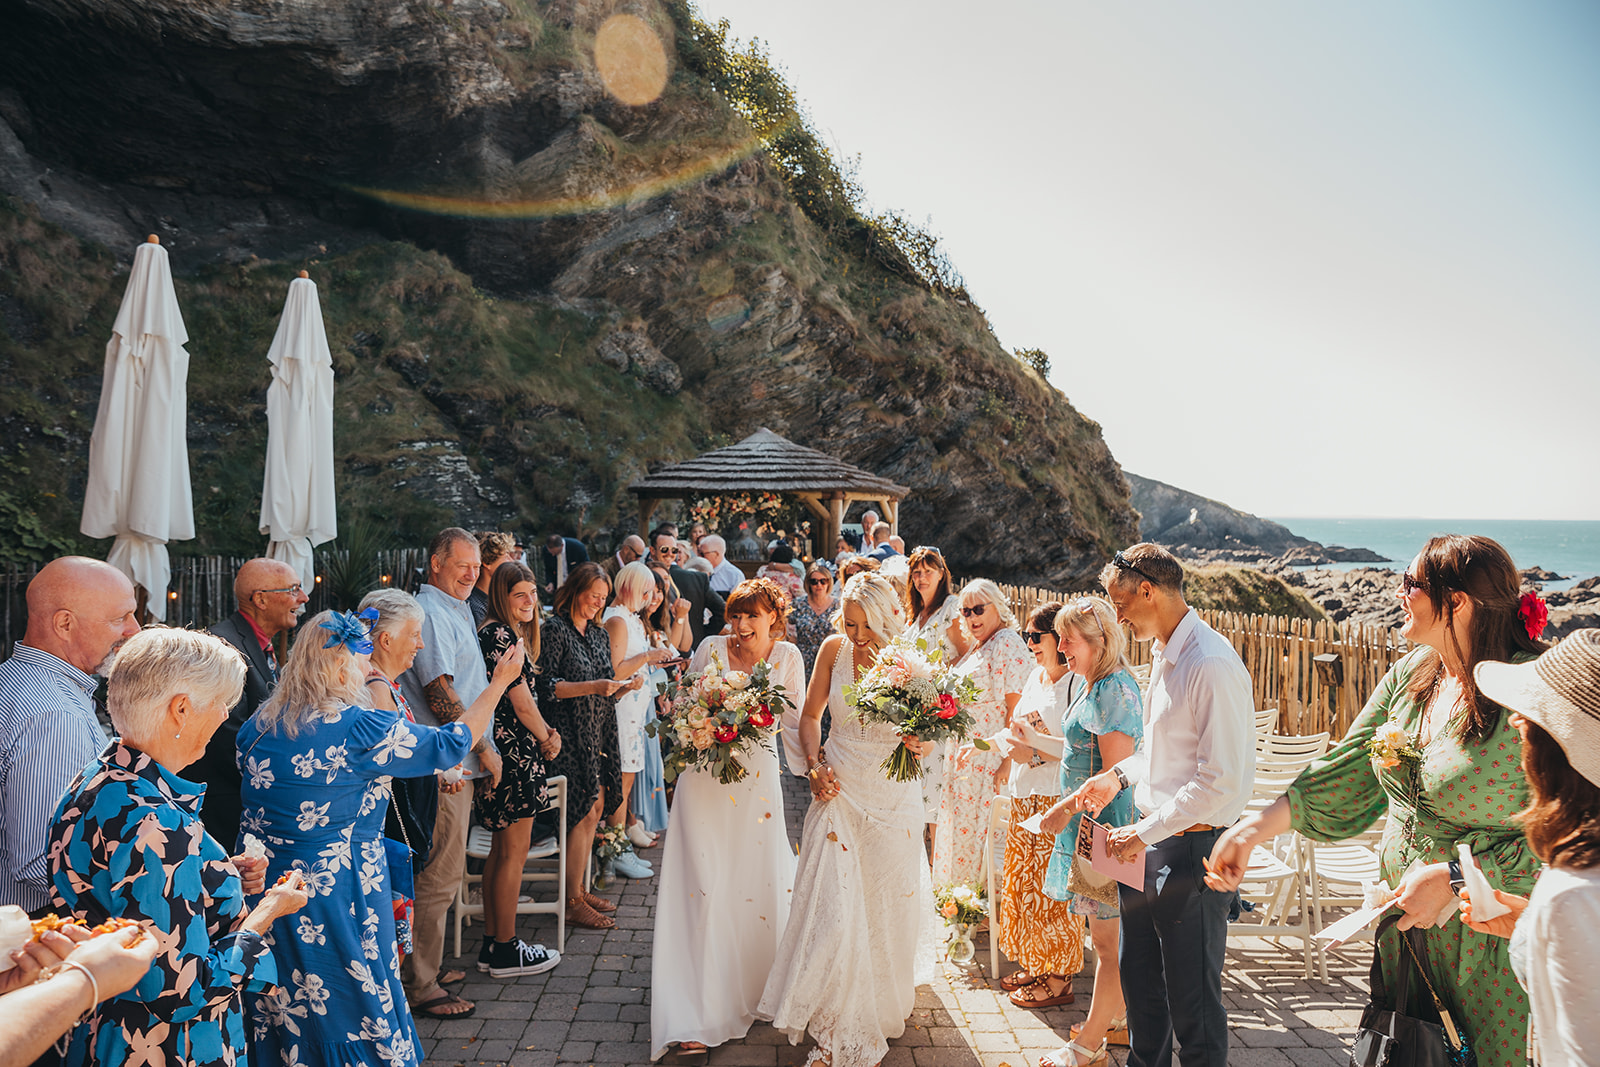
{"left": 936, "top": 693, "right": 960, "bottom": 719}
{"left": 747, "top": 703, "right": 775, "bottom": 729}
{"left": 714, "top": 724, "right": 739, "bottom": 744}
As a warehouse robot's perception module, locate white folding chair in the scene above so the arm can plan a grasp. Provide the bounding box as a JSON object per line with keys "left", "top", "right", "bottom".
{"left": 984, "top": 795, "right": 1012, "bottom": 979}
{"left": 1256, "top": 706, "right": 1279, "bottom": 737}
{"left": 1305, "top": 814, "right": 1387, "bottom": 970}
{"left": 453, "top": 774, "right": 569, "bottom": 958}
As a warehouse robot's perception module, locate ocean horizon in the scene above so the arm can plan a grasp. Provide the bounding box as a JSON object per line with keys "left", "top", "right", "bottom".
{"left": 1269, "top": 517, "right": 1600, "bottom": 589}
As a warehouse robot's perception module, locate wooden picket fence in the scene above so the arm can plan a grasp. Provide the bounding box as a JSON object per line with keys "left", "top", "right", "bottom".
{"left": 0, "top": 550, "right": 428, "bottom": 660}
{"left": 992, "top": 582, "right": 1411, "bottom": 739}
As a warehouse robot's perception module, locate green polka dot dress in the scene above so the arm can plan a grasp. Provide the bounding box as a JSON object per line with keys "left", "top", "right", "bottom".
{"left": 1287, "top": 648, "right": 1537, "bottom": 1067}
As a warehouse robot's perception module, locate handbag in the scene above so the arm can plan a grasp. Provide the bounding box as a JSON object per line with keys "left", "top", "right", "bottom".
{"left": 1348, "top": 914, "right": 1475, "bottom": 1067}
{"left": 1065, "top": 815, "right": 1120, "bottom": 908}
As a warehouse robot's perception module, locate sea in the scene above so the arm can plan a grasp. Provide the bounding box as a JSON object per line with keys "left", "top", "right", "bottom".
{"left": 1269, "top": 518, "right": 1600, "bottom": 591}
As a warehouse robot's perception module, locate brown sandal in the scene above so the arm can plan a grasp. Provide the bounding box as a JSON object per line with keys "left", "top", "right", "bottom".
{"left": 567, "top": 898, "right": 616, "bottom": 929}
{"left": 583, "top": 891, "right": 617, "bottom": 913}
{"left": 999, "top": 969, "right": 1038, "bottom": 992}
{"left": 1009, "top": 976, "right": 1075, "bottom": 1009}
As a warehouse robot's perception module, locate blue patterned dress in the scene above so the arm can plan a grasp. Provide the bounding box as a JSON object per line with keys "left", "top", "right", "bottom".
{"left": 1042, "top": 668, "right": 1144, "bottom": 918}
{"left": 237, "top": 703, "right": 471, "bottom": 1067}
{"left": 49, "top": 740, "right": 278, "bottom": 1067}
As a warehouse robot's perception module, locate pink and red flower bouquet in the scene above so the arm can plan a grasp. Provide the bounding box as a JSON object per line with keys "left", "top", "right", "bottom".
{"left": 648, "top": 651, "right": 797, "bottom": 785}
{"left": 844, "top": 635, "right": 986, "bottom": 781}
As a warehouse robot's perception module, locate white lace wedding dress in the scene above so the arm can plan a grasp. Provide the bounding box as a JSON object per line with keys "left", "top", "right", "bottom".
{"left": 757, "top": 637, "right": 941, "bottom": 1067}
{"left": 650, "top": 636, "right": 803, "bottom": 1060}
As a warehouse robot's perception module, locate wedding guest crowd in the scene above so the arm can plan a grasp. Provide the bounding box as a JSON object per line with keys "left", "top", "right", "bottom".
{"left": 16, "top": 512, "right": 1600, "bottom": 1067}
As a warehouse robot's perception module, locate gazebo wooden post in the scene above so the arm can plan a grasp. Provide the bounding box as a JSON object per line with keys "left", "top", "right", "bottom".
{"left": 883, "top": 499, "right": 899, "bottom": 537}
{"left": 826, "top": 493, "right": 845, "bottom": 558}
{"left": 637, "top": 496, "right": 660, "bottom": 539}
{"left": 795, "top": 492, "right": 831, "bottom": 560}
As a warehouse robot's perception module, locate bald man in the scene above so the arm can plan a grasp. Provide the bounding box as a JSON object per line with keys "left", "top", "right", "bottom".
{"left": 0, "top": 557, "right": 139, "bottom": 913}
{"left": 198, "top": 558, "right": 308, "bottom": 848}
{"left": 602, "top": 534, "right": 647, "bottom": 582}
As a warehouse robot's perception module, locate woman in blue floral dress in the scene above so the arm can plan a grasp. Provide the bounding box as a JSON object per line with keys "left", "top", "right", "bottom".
{"left": 239, "top": 610, "right": 521, "bottom": 1067}
{"left": 49, "top": 627, "right": 309, "bottom": 1067}
{"left": 1037, "top": 596, "right": 1143, "bottom": 1067}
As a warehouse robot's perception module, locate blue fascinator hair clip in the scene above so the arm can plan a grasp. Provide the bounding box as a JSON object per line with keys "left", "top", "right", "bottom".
{"left": 320, "top": 607, "right": 379, "bottom": 655}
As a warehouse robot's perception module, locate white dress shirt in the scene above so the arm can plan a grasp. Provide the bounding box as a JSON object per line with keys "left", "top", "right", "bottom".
{"left": 709, "top": 558, "right": 744, "bottom": 595}
{"left": 1115, "top": 608, "right": 1255, "bottom": 845}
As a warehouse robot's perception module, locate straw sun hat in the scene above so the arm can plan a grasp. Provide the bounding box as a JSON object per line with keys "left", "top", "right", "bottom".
{"left": 1474, "top": 629, "right": 1600, "bottom": 787}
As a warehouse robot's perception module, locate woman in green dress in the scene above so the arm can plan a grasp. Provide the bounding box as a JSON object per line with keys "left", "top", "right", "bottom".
{"left": 1208, "top": 534, "right": 1546, "bottom": 1067}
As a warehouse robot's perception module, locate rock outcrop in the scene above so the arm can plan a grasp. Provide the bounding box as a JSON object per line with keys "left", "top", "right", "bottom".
{"left": 0, "top": 0, "right": 1138, "bottom": 583}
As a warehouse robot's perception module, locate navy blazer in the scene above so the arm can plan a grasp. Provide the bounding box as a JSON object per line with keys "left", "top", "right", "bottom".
{"left": 539, "top": 537, "right": 590, "bottom": 592}
{"left": 197, "top": 611, "right": 279, "bottom": 850}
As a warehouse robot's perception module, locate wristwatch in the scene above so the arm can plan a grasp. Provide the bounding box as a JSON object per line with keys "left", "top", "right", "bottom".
{"left": 1447, "top": 859, "right": 1466, "bottom": 893}
{"left": 1111, "top": 765, "right": 1130, "bottom": 791}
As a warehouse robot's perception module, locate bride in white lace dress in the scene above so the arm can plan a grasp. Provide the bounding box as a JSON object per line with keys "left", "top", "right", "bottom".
{"left": 758, "top": 573, "right": 942, "bottom": 1067}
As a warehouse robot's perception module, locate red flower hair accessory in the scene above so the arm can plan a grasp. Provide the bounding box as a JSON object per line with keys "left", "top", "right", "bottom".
{"left": 1519, "top": 592, "right": 1549, "bottom": 641}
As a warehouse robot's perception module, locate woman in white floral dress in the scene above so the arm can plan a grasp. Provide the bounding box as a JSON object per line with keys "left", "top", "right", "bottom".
{"left": 239, "top": 610, "right": 521, "bottom": 1066}
{"left": 931, "top": 579, "right": 1031, "bottom": 887}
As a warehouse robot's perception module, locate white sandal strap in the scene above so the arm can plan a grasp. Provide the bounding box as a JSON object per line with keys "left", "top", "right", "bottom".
{"left": 1041, "top": 1039, "right": 1106, "bottom": 1067}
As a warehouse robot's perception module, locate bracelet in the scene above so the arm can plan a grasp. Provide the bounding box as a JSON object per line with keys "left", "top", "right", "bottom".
{"left": 39, "top": 959, "right": 98, "bottom": 1017}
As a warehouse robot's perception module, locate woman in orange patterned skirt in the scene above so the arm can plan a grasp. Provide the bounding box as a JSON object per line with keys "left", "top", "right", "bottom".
{"left": 994, "top": 602, "right": 1086, "bottom": 1008}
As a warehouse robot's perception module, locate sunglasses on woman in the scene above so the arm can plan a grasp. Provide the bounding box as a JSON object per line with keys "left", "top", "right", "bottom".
{"left": 807, "top": 577, "right": 831, "bottom": 587}
{"left": 1022, "top": 630, "right": 1053, "bottom": 645}
{"left": 1399, "top": 572, "right": 1428, "bottom": 596}
{"left": 960, "top": 603, "right": 990, "bottom": 618}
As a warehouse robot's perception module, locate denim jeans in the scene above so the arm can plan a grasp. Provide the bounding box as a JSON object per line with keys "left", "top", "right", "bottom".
{"left": 1117, "top": 827, "right": 1232, "bottom": 1067}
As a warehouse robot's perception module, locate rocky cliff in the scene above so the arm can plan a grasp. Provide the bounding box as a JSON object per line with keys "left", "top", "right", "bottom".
{"left": 0, "top": 0, "right": 1138, "bottom": 584}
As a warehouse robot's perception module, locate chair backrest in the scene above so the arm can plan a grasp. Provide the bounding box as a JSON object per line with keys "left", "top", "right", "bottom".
{"left": 1256, "top": 731, "right": 1331, "bottom": 761}
{"left": 1256, "top": 706, "right": 1278, "bottom": 735}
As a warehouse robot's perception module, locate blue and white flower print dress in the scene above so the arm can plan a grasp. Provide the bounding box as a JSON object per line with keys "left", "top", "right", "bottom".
{"left": 237, "top": 703, "right": 471, "bottom": 1067}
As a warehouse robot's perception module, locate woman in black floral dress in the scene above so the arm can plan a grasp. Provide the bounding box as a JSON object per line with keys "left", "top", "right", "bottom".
{"left": 535, "top": 562, "right": 641, "bottom": 929}
{"left": 474, "top": 562, "right": 563, "bottom": 976}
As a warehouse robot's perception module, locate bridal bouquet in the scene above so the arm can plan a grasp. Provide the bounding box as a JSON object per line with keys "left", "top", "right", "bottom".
{"left": 648, "top": 651, "right": 796, "bottom": 785}
{"left": 844, "top": 635, "right": 985, "bottom": 781}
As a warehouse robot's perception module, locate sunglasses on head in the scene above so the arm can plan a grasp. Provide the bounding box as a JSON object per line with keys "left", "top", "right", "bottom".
{"left": 912, "top": 545, "right": 941, "bottom": 556}
{"left": 1112, "top": 550, "right": 1161, "bottom": 587}
{"left": 960, "top": 603, "right": 990, "bottom": 618}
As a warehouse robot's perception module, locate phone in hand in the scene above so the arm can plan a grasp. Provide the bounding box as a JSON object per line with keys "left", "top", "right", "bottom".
{"left": 1021, "top": 710, "right": 1050, "bottom": 767}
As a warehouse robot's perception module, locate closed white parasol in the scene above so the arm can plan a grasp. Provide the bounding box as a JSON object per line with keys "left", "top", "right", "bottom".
{"left": 259, "top": 270, "right": 336, "bottom": 590}
{"left": 80, "top": 235, "right": 194, "bottom": 620}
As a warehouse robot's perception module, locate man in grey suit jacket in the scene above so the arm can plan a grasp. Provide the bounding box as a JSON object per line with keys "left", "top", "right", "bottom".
{"left": 199, "top": 558, "right": 307, "bottom": 848}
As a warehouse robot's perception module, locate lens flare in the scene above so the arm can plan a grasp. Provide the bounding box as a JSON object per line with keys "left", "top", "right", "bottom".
{"left": 595, "top": 14, "right": 668, "bottom": 107}
{"left": 347, "top": 134, "right": 764, "bottom": 221}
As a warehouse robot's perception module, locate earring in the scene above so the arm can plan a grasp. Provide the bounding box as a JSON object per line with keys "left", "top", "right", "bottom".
{"left": 175, "top": 730, "right": 182, "bottom": 740}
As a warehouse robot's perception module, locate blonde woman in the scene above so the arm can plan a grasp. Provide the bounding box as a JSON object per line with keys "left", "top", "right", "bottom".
{"left": 1034, "top": 596, "right": 1143, "bottom": 1067}
{"left": 603, "top": 562, "right": 676, "bottom": 862}
{"left": 239, "top": 610, "right": 521, "bottom": 1060}
{"left": 758, "top": 574, "right": 940, "bottom": 1067}
{"left": 932, "top": 579, "right": 1031, "bottom": 886}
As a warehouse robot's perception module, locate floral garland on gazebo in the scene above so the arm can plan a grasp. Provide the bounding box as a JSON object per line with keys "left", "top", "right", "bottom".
{"left": 687, "top": 491, "right": 787, "bottom": 531}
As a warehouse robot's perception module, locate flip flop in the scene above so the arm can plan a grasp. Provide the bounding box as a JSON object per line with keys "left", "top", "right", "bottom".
{"left": 1009, "top": 976, "right": 1075, "bottom": 1009}
{"left": 438, "top": 969, "right": 466, "bottom": 985}
{"left": 411, "top": 991, "right": 476, "bottom": 1019}
{"left": 999, "top": 969, "right": 1038, "bottom": 992}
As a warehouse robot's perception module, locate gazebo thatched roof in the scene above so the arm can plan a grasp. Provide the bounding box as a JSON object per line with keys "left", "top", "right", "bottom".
{"left": 627, "top": 429, "right": 909, "bottom": 498}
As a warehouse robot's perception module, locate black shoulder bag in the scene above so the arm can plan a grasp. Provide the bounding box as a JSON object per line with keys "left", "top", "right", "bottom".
{"left": 1349, "top": 914, "right": 1475, "bottom": 1067}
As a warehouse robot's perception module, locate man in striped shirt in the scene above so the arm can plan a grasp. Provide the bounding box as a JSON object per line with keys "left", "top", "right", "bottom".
{"left": 0, "top": 557, "right": 139, "bottom": 914}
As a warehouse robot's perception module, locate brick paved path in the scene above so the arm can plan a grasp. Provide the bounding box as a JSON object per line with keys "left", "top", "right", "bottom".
{"left": 413, "top": 768, "right": 1371, "bottom": 1066}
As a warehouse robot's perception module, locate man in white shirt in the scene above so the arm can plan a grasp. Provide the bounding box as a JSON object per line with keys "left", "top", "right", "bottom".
{"left": 696, "top": 534, "right": 745, "bottom": 595}
{"left": 1069, "top": 542, "right": 1254, "bottom": 1067}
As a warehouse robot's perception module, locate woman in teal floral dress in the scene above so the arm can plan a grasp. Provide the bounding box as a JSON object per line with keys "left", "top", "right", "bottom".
{"left": 1210, "top": 535, "right": 1547, "bottom": 1067}
{"left": 50, "top": 627, "right": 308, "bottom": 1067}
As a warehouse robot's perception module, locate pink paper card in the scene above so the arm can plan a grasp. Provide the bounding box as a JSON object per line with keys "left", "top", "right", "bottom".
{"left": 1087, "top": 817, "right": 1147, "bottom": 890}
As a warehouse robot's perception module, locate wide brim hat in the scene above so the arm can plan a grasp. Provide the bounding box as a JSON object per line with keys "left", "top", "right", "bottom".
{"left": 1475, "top": 629, "right": 1600, "bottom": 788}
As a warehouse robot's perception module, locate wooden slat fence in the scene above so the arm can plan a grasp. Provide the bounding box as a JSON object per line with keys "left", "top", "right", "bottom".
{"left": 0, "top": 550, "right": 427, "bottom": 660}
{"left": 991, "top": 582, "right": 1411, "bottom": 740}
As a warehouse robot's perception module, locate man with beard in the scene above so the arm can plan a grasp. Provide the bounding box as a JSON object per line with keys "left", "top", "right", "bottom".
{"left": 0, "top": 557, "right": 139, "bottom": 914}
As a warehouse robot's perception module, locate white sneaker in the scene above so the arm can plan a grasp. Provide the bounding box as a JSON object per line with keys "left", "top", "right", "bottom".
{"left": 626, "top": 823, "right": 657, "bottom": 848}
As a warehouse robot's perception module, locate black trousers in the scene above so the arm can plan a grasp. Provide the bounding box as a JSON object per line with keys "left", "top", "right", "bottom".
{"left": 1118, "top": 827, "right": 1232, "bottom": 1067}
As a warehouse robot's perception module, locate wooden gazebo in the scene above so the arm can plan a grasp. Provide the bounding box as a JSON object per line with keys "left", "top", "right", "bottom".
{"left": 628, "top": 428, "right": 910, "bottom": 554}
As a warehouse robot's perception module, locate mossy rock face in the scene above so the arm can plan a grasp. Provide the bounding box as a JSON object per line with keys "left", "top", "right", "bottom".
{"left": 0, "top": 0, "right": 1139, "bottom": 581}
{"left": 1182, "top": 565, "right": 1326, "bottom": 621}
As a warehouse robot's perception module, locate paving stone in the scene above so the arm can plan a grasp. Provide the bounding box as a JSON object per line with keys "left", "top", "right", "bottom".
{"left": 574, "top": 1002, "right": 620, "bottom": 1021}
{"left": 583, "top": 984, "right": 646, "bottom": 1003}
{"left": 558, "top": 1039, "right": 595, "bottom": 1060}
{"left": 1225, "top": 1050, "right": 1298, "bottom": 1066}
{"left": 970, "top": 1029, "right": 1020, "bottom": 1053}
{"left": 473, "top": 1038, "right": 518, "bottom": 1060}
{"left": 592, "top": 1040, "right": 655, "bottom": 1062}
{"left": 1234, "top": 1026, "right": 1310, "bottom": 1047}
{"left": 965, "top": 1013, "right": 1010, "bottom": 1032}
{"left": 1285, "top": 1050, "right": 1348, "bottom": 1066}
{"left": 567, "top": 1019, "right": 634, "bottom": 1041}
{"left": 707, "top": 1045, "right": 779, "bottom": 1064}
{"left": 519, "top": 1019, "right": 571, "bottom": 1046}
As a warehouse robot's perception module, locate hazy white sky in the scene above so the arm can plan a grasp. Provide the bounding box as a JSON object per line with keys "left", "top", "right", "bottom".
{"left": 689, "top": 1, "right": 1600, "bottom": 520}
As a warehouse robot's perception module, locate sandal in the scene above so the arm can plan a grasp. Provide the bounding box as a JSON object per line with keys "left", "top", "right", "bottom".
{"left": 410, "top": 991, "right": 476, "bottom": 1019}
{"left": 567, "top": 898, "right": 616, "bottom": 930}
{"left": 1040, "top": 1038, "right": 1106, "bottom": 1067}
{"left": 660, "top": 1042, "right": 709, "bottom": 1064}
{"left": 583, "top": 891, "right": 617, "bottom": 913}
{"left": 1009, "top": 976, "right": 1075, "bottom": 1009}
{"left": 1071, "top": 1017, "right": 1129, "bottom": 1046}
{"left": 438, "top": 969, "right": 466, "bottom": 985}
{"left": 999, "top": 969, "right": 1038, "bottom": 992}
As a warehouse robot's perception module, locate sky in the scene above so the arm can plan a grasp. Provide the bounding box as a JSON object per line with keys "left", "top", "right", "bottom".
{"left": 687, "top": 0, "right": 1600, "bottom": 521}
